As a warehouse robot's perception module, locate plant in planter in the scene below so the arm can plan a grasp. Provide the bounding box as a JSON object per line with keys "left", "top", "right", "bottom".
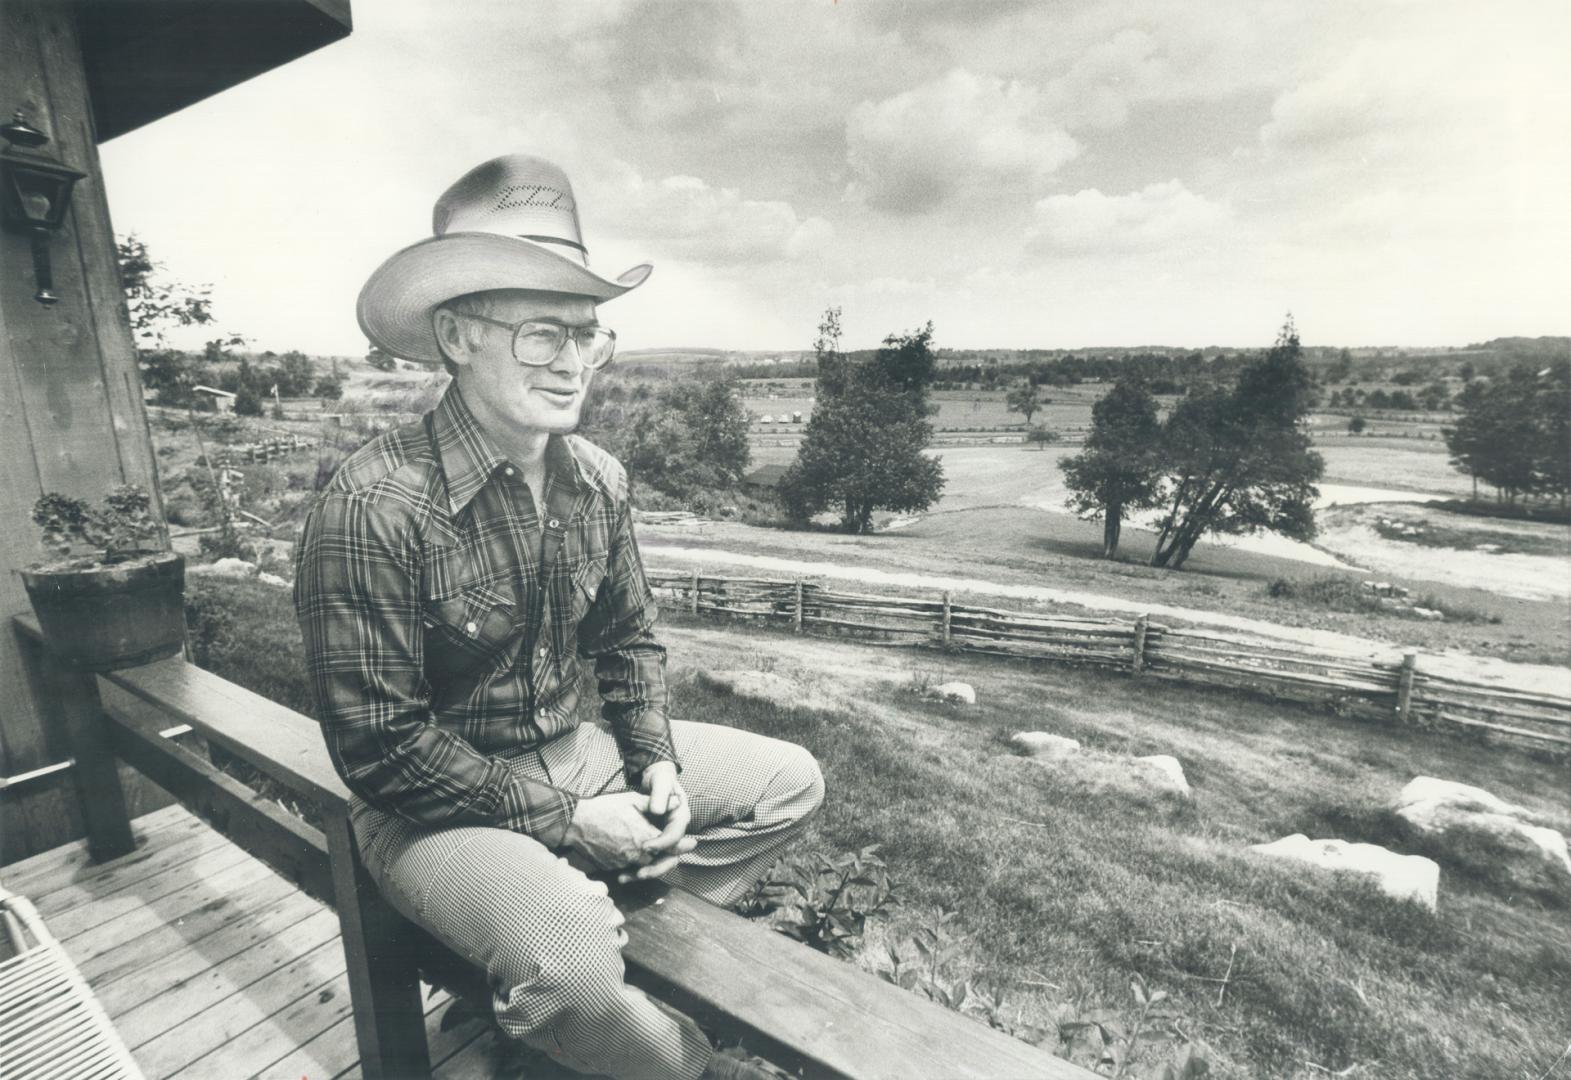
{"left": 22, "top": 484, "right": 186, "bottom": 670}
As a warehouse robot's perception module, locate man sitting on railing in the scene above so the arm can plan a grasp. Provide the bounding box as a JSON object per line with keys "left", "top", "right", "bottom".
{"left": 293, "top": 154, "right": 824, "bottom": 1080}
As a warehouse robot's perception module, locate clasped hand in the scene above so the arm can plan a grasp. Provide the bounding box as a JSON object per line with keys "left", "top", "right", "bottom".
{"left": 561, "top": 763, "right": 694, "bottom": 884}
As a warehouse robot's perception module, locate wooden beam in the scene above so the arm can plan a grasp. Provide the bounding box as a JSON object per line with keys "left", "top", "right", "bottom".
{"left": 97, "top": 680, "right": 336, "bottom": 904}
{"left": 76, "top": 0, "right": 353, "bottom": 142}
{"left": 616, "top": 882, "right": 1089, "bottom": 1080}
{"left": 19, "top": 635, "right": 135, "bottom": 862}
{"left": 323, "top": 811, "right": 432, "bottom": 1080}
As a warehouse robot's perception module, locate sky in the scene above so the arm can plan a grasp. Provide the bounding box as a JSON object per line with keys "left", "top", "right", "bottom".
{"left": 99, "top": 0, "right": 1571, "bottom": 356}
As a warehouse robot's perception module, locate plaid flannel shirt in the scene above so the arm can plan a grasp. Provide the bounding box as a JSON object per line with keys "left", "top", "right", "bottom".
{"left": 293, "top": 384, "right": 676, "bottom": 847}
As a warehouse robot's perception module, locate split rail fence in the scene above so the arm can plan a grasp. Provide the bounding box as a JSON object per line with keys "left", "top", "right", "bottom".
{"left": 210, "top": 434, "right": 313, "bottom": 467}
{"left": 647, "top": 570, "right": 1571, "bottom": 754}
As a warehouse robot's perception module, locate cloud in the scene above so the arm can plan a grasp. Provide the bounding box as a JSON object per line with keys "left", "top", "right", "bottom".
{"left": 845, "top": 69, "right": 1079, "bottom": 214}
{"left": 594, "top": 167, "right": 832, "bottom": 265}
{"left": 1028, "top": 180, "right": 1229, "bottom": 253}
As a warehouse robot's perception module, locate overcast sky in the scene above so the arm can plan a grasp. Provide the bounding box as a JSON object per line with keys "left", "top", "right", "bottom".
{"left": 99, "top": 0, "right": 1570, "bottom": 356}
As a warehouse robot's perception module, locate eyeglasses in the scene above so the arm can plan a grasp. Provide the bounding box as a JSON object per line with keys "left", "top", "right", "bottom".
{"left": 455, "top": 314, "right": 617, "bottom": 370}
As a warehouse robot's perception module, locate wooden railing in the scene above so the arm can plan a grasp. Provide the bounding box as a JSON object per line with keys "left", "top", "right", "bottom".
{"left": 648, "top": 571, "right": 1571, "bottom": 754}
{"left": 12, "top": 615, "right": 1092, "bottom": 1080}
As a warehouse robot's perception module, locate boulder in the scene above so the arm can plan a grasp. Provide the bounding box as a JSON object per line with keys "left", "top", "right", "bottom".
{"left": 1393, "top": 776, "right": 1571, "bottom": 887}
{"left": 929, "top": 681, "right": 976, "bottom": 705}
{"left": 188, "top": 557, "right": 257, "bottom": 579}
{"left": 1410, "top": 607, "right": 1444, "bottom": 621}
{"left": 1250, "top": 834, "right": 1439, "bottom": 910}
{"left": 1010, "top": 732, "right": 1080, "bottom": 761}
{"left": 1132, "top": 754, "right": 1191, "bottom": 797}
{"left": 1394, "top": 777, "right": 1528, "bottom": 818}
{"left": 257, "top": 571, "right": 290, "bottom": 588}
{"left": 708, "top": 670, "right": 800, "bottom": 708}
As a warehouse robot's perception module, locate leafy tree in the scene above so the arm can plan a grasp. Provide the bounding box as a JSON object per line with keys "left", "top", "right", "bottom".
{"left": 366, "top": 343, "right": 396, "bottom": 371}
{"left": 1445, "top": 364, "right": 1570, "bottom": 504}
{"left": 275, "top": 351, "right": 316, "bottom": 397}
{"left": 1005, "top": 381, "right": 1042, "bottom": 425}
{"left": 1347, "top": 415, "right": 1367, "bottom": 434}
{"left": 313, "top": 373, "right": 346, "bottom": 400}
{"left": 778, "top": 309, "right": 944, "bottom": 533}
{"left": 1025, "top": 425, "right": 1059, "bottom": 449}
{"left": 580, "top": 372, "right": 751, "bottom": 503}
{"left": 1149, "top": 316, "right": 1323, "bottom": 569}
{"left": 1060, "top": 378, "right": 1163, "bottom": 559}
{"left": 117, "top": 235, "right": 214, "bottom": 347}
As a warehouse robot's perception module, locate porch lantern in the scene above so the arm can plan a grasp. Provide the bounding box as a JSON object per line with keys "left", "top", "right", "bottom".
{"left": 1, "top": 111, "right": 86, "bottom": 305}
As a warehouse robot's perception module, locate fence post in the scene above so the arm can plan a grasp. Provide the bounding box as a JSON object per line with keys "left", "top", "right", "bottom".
{"left": 1395, "top": 649, "right": 1418, "bottom": 723}
{"left": 1132, "top": 615, "right": 1149, "bottom": 673}
{"left": 690, "top": 569, "right": 700, "bottom": 616}
{"left": 941, "top": 592, "right": 952, "bottom": 647}
{"left": 793, "top": 579, "right": 804, "bottom": 633}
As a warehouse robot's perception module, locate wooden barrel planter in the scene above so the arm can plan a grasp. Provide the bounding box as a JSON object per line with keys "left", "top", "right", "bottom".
{"left": 21, "top": 551, "right": 186, "bottom": 670}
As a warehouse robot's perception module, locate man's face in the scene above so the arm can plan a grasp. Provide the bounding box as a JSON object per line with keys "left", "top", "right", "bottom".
{"left": 450, "top": 290, "right": 599, "bottom": 438}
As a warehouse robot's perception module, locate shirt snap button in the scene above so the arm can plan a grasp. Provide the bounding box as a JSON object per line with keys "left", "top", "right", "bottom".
{"left": 504, "top": 466, "right": 515, "bottom": 476}
{"left": 548, "top": 518, "right": 560, "bottom": 528}
{"left": 465, "top": 621, "right": 478, "bottom": 634}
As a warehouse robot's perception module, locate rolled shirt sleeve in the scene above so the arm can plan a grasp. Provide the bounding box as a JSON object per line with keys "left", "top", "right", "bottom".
{"left": 294, "top": 491, "right": 578, "bottom": 847}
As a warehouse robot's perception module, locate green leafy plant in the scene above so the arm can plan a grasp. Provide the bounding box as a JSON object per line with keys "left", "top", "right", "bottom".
{"left": 31, "top": 484, "right": 162, "bottom": 564}
{"left": 878, "top": 910, "right": 1032, "bottom": 1036}
{"left": 737, "top": 845, "right": 894, "bottom": 959}
{"left": 1057, "top": 974, "right": 1209, "bottom": 1078}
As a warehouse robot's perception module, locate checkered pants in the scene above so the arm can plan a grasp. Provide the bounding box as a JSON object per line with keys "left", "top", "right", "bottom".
{"left": 351, "top": 720, "right": 825, "bottom": 1080}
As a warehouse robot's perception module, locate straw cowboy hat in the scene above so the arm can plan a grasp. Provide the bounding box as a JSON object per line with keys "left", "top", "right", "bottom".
{"left": 357, "top": 154, "right": 652, "bottom": 365}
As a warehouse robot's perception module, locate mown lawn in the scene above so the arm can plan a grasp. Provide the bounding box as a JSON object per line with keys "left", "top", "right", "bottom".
{"left": 188, "top": 578, "right": 1571, "bottom": 1079}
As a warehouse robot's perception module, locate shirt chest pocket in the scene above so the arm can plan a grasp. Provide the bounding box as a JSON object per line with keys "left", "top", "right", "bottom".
{"left": 423, "top": 576, "right": 520, "bottom": 674}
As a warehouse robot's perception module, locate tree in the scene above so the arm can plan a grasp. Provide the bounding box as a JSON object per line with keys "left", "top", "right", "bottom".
{"left": 313, "top": 373, "right": 346, "bottom": 400}
{"left": 1025, "top": 425, "right": 1059, "bottom": 449}
{"left": 579, "top": 372, "right": 751, "bottom": 504}
{"left": 1149, "top": 316, "right": 1324, "bottom": 569}
{"left": 366, "top": 343, "right": 396, "bottom": 371}
{"left": 1005, "top": 382, "right": 1042, "bottom": 425}
{"left": 778, "top": 309, "right": 944, "bottom": 533}
{"left": 117, "top": 235, "right": 214, "bottom": 347}
{"left": 1060, "top": 378, "right": 1163, "bottom": 559}
{"left": 1347, "top": 415, "right": 1367, "bottom": 434}
{"left": 1445, "top": 363, "right": 1570, "bottom": 504}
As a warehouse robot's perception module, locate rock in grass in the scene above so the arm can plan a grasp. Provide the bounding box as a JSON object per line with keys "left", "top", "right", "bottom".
{"left": 929, "top": 681, "right": 976, "bottom": 705}
{"left": 188, "top": 557, "right": 257, "bottom": 579}
{"left": 1250, "top": 835, "right": 1439, "bottom": 911}
{"left": 708, "top": 670, "right": 800, "bottom": 707}
{"left": 1010, "top": 732, "right": 1080, "bottom": 760}
{"left": 1393, "top": 776, "right": 1571, "bottom": 888}
{"left": 1132, "top": 754, "right": 1191, "bottom": 797}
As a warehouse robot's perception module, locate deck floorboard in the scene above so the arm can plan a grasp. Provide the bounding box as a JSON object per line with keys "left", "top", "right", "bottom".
{"left": 0, "top": 805, "right": 423, "bottom": 1080}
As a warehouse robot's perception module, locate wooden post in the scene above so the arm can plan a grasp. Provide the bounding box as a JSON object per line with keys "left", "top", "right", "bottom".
{"left": 1395, "top": 649, "right": 1418, "bottom": 723}
{"left": 690, "top": 569, "right": 700, "bottom": 615}
{"left": 30, "top": 645, "right": 136, "bottom": 861}
{"left": 1132, "top": 615, "right": 1149, "bottom": 673}
{"left": 941, "top": 592, "right": 952, "bottom": 647}
{"left": 323, "top": 811, "right": 431, "bottom": 1080}
{"left": 793, "top": 579, "right": 804, "bottom": 633}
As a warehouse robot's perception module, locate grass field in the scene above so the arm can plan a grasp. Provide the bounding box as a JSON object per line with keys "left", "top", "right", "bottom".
{"left": 185, "top": 577, "right": 1571, "bottom": 1080}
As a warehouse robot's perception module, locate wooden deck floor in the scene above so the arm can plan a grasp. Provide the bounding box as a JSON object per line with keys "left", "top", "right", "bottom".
{"left": 0, "top": 804, "right": 516, "bottom": 1080}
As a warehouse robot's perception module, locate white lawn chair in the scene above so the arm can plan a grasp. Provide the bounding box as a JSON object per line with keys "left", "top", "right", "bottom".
{"left": 0, "top": 886, "right": 143, "bottom": 1080}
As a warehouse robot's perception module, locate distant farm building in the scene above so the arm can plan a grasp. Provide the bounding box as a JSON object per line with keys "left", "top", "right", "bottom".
{"left": 192, "top": 385, "right": 237, "bottom": 413}
{"left": 742, "top": 463, "right": 789, "bottom": 494}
